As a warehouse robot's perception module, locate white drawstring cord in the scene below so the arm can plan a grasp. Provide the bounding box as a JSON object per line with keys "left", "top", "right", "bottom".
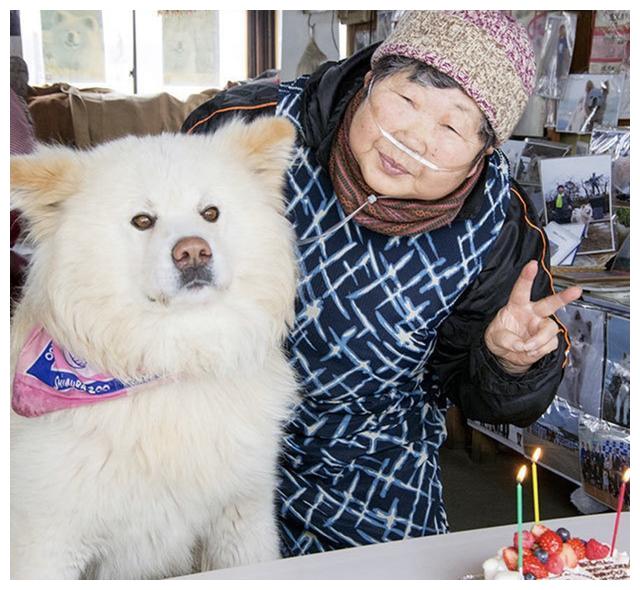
{"left": 297, "top": 195, "right": 381, "bottom": 246}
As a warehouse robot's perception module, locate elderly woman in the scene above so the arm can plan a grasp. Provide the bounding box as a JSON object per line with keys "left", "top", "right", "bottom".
{"left": 183, "top": 11, "right": 580, "bottom": 557}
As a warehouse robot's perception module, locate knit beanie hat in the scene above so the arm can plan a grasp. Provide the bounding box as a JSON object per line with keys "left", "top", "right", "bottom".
{"left": 371, "top": 11, "right": 536, "bottom": 145}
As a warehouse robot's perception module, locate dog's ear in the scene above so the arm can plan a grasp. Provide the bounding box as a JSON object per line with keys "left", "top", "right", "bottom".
{"left": 11, "top": 147, "right": 81, "bottom": 242}
{"left": 233, "top": 116, "right": 296, "bottom": 191}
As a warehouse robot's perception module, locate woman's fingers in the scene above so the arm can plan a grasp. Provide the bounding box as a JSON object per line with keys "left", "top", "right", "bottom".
{"left": 532, "top": 286, "right": 582, "bottom": 318}
{"left": 525, "top": 335, "right": 560, "bottom": 361}
{"left": 489, "top": 318, "right": 561, "bottom": 374}
{"left": 507, "top": 260, "right": 538, "bottom": 307}
{"left": 523, "top": 318, "right": 561, "bottom": 352}
{"left": 491, "top": 328, "right": 527, "bottom": 353}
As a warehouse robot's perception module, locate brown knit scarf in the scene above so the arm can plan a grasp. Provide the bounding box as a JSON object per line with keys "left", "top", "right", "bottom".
{"left": 328, "top": 87, "right": 484, "bottom": 237}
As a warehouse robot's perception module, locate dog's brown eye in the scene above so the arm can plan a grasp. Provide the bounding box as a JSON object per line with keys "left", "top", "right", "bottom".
{"left": 131, "top": 214, "right": 155, "bottom": 231}
{"left": 201, "top": 206, "right": 219, "bottom": 223}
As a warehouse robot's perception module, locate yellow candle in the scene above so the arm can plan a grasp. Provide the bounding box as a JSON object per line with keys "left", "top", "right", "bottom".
{"left": 532, "top": 448, "right": 542, "bottom": 524}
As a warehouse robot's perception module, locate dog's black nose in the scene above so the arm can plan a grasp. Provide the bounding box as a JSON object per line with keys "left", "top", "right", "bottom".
{"left": 172, "top": 237, "right": 212, "bottom": 270}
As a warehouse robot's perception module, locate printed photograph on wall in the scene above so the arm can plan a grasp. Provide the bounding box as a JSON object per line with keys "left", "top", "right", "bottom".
{"left": 554, "top": 303, "right": 605, "bottom": 418}
{"left": 556, "top": 74, "right": 624, "bottom": 134}
{"left": 540, "top": 155, "right": 615, "bottom": 255}
{"left": 41, "top": 10, "right": 105, "bottom": 83}
{"left": 162, "top": 10, "right": 219, "bottom": 86}
{"left": 601, "top": 315, "right": 630, "bottom": 429}
{"left": 579, "top": 413, "right": 630, "bottom": 510}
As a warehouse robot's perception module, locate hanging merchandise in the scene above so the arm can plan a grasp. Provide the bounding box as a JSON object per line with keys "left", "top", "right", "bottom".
{"left": 535, "top": 12, "right": 577, "bottom": 99}
{"left": 589, "top": 11, "right": 630, "bottom": 75}
{"left": 296, "top": 16, "right": 328, "bottom": 77}
{"left": 588, "top": 12, "right": 631, "bottom": 120}
{"left": 589, "top": 127, "right": 630, "bottom": 207}
{"left": 509, "top": 11, "right": 550, "bottom": 137}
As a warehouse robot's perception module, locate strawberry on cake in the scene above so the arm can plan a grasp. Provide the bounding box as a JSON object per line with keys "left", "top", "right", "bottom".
{"left": 482, "top": 523, "right": 630, "bottom": 580}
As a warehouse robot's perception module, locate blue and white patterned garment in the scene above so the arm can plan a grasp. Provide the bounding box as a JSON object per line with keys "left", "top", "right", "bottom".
{"left": 275, "top": 76, "right": 512, "bottom": 557}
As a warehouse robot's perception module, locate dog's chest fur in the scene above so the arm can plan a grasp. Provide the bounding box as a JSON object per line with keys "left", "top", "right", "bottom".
{"left": 11, "top": 361, "right": 294, "bottom": 577}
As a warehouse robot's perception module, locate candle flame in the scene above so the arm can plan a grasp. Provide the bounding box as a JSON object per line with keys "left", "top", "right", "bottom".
{"left": 623, "top": 468, "right": 630, "bottom": 483}
{"left": 532, "top": 448, "right": 542, "bottom": 462}
{"left": 517, "top": 465, "right": 528, "bottom": 483}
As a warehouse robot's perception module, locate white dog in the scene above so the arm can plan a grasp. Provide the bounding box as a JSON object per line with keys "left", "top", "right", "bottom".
{"left": 612, "top": 354, "right": 631, "bottom": 428}
{"left": 10, "top": 117, "right": 299, "bottom": 579}
{"left": 571, "top": 203, "right": 594, "bottom": 237}
{"left": 559, "top": 309, "right": 592, "bottom": 409}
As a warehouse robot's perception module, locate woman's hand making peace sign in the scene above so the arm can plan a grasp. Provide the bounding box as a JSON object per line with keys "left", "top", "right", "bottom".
{"left": 484, "top": 260, "right": 582, "bottom": 375}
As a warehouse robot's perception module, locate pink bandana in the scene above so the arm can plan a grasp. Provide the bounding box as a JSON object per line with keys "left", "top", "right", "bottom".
{"left": 12, "top": 327, "right": 156, "bottom": 417}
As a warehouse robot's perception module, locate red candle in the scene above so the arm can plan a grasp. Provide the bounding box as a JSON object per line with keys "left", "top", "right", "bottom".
{"left": 610, "top": 468, "right": 630, "bottom": 557}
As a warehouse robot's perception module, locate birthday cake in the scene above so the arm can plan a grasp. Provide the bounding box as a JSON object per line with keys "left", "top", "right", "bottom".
{"left": 481, "top": 523, "right": 630, "bottom": 580}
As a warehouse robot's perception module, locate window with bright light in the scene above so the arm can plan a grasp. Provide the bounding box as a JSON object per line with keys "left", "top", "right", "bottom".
{"left": 19, "top": 9, "right": 247, "bottom": 98}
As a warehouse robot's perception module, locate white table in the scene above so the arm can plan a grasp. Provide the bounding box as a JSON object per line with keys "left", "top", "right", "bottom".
{"left": 178, "top": 512, "right": 629, "bottom": 579}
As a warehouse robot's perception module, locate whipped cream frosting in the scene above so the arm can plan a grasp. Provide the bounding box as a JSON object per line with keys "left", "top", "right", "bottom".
{"left": 482, "top": 547, "right": 630, "bottom": 580}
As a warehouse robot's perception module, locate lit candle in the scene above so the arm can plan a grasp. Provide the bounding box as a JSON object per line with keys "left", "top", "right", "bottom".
{"left": 532, "top": 448, "right": 542, "bottom": 523}
{"left": 517, "top": 465, "right": 528, "bottom": 575}
{"left": 610, "top": 468, "right": 630, "bottom": 557}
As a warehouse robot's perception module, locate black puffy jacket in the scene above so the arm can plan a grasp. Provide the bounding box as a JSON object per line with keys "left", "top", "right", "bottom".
{"left": 182, "top": 45, "right": 570, "bottom": 427}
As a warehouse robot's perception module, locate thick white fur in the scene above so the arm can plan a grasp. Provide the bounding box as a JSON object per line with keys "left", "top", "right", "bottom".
{"left": 10, "top": 118, "right": 299, "bottom": 579}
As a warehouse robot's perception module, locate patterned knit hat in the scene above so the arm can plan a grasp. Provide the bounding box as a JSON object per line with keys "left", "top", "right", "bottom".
{"left": 371, "top": 11, "right": 536, "bottom": 145}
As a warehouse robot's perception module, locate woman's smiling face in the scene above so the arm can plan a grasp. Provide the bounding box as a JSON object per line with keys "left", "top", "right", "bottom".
{"left": 349, "top": 70, "right": 494, "bottom": 201}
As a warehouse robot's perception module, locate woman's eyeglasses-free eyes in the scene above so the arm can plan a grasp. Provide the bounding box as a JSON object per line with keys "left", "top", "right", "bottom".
{"left": 366, "top": 80, "right": 483, "bottom": 174}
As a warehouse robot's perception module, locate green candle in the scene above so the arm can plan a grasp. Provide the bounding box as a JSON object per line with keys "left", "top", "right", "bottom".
{"left": 517, "top": 465, "right": 527, "bottom": 575}
{"left": 517, "top": 482, "right": 523, "bottom": 571}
